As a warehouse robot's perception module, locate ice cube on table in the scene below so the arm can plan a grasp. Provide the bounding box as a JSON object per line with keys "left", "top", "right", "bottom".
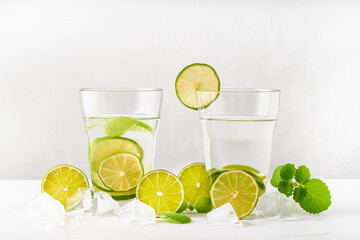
{"left": 255, "top": 192, "right": 291, "bottom": 219}
{"left": 26, "top": 193, "right": 65, "bottom": 230}
{"left": 93, "top": 191, "right": 120, "bottom": 216}
{"left": 115, "top": 199, "right": 155, "bottom": 225}
{"left": 207, "top": 203, "right": 239, "bottom": 224}
{"left": 68, "top": 188, "right": 93, "bottom": 215}
{"left": 26, "top": 193, "right": 65, "bottom": 220}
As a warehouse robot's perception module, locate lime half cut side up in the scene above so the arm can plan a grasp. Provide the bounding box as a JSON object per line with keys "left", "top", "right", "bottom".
{"left": 41, "top": 164, "right": 89, "bottom": 211}
{"left": 175, "top": 63, "right": 220, "bottom": 110}
{"left": 98, "top": 153, "right": 143, "bottom": 192}
{"left": 136, "top": 170, "right": 184, "bottom": 213}
{"left": 210, "top": 170, "right": 259, "bottom": 219}
{"left": 178, "top": 162, "right": 210, "bottom": 206}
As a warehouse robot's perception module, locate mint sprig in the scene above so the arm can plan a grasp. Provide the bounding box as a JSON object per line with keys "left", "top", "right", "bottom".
{"left": 271, "top": 164, "right": 331, "bottom": 214}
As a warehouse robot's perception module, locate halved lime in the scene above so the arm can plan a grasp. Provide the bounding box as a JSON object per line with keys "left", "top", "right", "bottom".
{"left": 89, "top": 137, "right": 143, "bottom": 191}
{"left": 178, "top": 162, "right": 210, "bottom": 206}
{"left": 41, "top": 164, "right": 89, "bottom": 210}
{"left": 175, "top": 63, "right": 220, "bottom": 109}
{"left": 210, "top": 170, "right": 259, "bottom": 219}
{"left": 93, "top": 186, "right": 136, "bottom": 201}
{"left": 222, "top": 165, "right": 266, "bottom": 196}
{"left": 98, "top": 153, "right": 143, "bottom": 192}
{"left": 136, "top": 170, "right": 184, "bottom": 213}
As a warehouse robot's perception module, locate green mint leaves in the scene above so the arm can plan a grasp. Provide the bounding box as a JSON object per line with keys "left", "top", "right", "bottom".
{"left": 158, "top": 211, "right": 191, "bottom": 224}
{"left": 271, "top": 164, "right": 331, "bottom": 214}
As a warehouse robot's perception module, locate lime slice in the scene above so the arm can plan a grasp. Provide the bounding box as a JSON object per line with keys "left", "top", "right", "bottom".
{"left": 98, "top": 153, "right": 143, "bottom": 192}
{"left": 41, "top": 164, "right": 89, "bottom": 210}
{"left": 93, "top": 186, "right": 136, "bottom": 201}
{"left": 136, "top": 170, "right": 184, "bottom": 213}
{"left": 89, "top": 137, "right": 143, "bottom": 191}
{"left": 178, "top": 162, "right": 210, "bottom": 206}
{"left": 105, "top": 117, "right": 153, "bottom": 137}
{"left": 210, "top": 170, "right": 259, "bottom": 219}
{"left": 175, "top": 63, "right": 220, "bottom": 109}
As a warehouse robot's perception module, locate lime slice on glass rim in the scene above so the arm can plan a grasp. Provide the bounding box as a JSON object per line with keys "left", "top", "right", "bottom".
{"left": 178, "top": 162, "right": 211, "bottom": 211}
{"left": 175, "top": 63, "right": 220, "bottom": 110}
{"left": 41, "top": 164, "right": 89, "bottom": 210}
{"left": 136, "top": 170, "right": 184, "bottom": 213}
{"left": 210, "top": 170, "right": 259, "bottom": 219}
{"left": 98, "top": 152, "right": 143, "bottom": 192}
{"left": 89, "top": 136, "right": 143, "bottom": 191}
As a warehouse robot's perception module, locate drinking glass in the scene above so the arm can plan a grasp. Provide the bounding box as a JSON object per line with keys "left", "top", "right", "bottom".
{"left": 80, "top": 88, "right": 163, "bottom": 197}
{"left": 196, "top": 88, "right": 280, "bottom": 181}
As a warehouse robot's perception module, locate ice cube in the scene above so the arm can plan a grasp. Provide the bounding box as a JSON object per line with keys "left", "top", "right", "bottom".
{"left": 68, "top": 188, "right": 93, "bottom": 215}
{"left": 115, "top": 199, "right": 155, "bottom": 225}
{"left": 255, "top": 192, "right": 291, "bottom": 219}
{"left": 26, "top": 193, "right": 65, "bottom": 220}
{"left": 207, "top": 203, "right": 239, "bottom": 224}
{"left": 93, "top": 191, "right": 120, "bottom": 216}
{"left": 26, "top": 193, "right": 65, "bottom": 230}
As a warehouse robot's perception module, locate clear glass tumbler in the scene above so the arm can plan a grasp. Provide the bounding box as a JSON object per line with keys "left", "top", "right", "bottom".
{"left": 80, "top": 88, "right": 163, "bottom": 197}
{"left": 196, "top": 88, "right": 280, "bottom": 181}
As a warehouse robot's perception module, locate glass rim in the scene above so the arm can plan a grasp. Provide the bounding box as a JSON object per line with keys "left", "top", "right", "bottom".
{"left": 79, "top": 88, "right": 163, "bottom": 92}
{"left": 196, "top": 88, "right": 280, "bottom": 93}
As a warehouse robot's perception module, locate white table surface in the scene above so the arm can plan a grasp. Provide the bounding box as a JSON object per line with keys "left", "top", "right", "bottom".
{"left": 0, "top": 179, "right": 358, "bottom": 240}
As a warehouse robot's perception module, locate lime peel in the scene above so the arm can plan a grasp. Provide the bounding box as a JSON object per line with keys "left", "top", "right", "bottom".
{"left": 158, "top": 211, "right": 191, "bottom": 224}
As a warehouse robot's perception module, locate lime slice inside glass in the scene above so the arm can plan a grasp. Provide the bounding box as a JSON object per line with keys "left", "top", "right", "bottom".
{"left": 89, "top": 137, "right": 143, "bottom": 191}
{"left": 41, "top": 164, "right": 89, "bottom": 210}
{"left": 178, "top": 162, "right": 210, "bottom": 206}
{"left": 98, "top": 153, "right": 143, "bottom": 192}
{"left": 136, "top": 170, "right": 184, "bottom": 213}
{"left": 175, "top": 63, "right": 220, "bottom": 109}
{"left": 105, "top": 117, "right": 153, "bottom": 137}
{"left": 210, "top": 170, "right": 259, "bottom": 219}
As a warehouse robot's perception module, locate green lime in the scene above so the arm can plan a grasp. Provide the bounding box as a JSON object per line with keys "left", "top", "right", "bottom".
{"left": 175, "top": 63, "right": 220, "bottom": 109}
{"left": 105, "top": 117, "right": 153, "bottom": 136}
{"left": 89, "top": 137, "right": 143, "bottom": 191}
{"left": 41, "top": 164, "right": 89, "bottom": 211}
{"left": 210, "top": 170, "right": 259, "bottom": 219}
{"left": 136, "top": 170, "right": 184, "bottom": 213}
{"left": 178, "top": 162, "right": 211, "bottom": 207}
{"left": 98, "top": 153, "right": 143, "bottom": 192}
{"left": 194, "top": 196, "right": 212, "bottom": 213}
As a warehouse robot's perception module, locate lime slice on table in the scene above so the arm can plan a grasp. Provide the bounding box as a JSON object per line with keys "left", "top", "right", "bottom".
{"left": 89, "top": 137, "right": 143, "bottom": 191}
{"left": 93, "top": 186, "right": 136, "bottom": 201}
{"left": 98, "top": 153, "right": 143, "bottom": 192}
{"left": 178, "top": 162, "right": 211, "bottom": 211}
{"left": 175, "top": 63, "right": 220, "bottom": 109}
{"left": 105, "top": 117, "right": 153, "bottom": 136}
{"left": 222, "top": 165, "right": 266, "bottom": 196}
{"left": 136, "top": 170, "right": 184, "bottom": 213}
{"left": 41, "top": 164, "right": 89, "bottom": 210}
{"left": 210, "top": 170, "right": 259, "bottom": 219}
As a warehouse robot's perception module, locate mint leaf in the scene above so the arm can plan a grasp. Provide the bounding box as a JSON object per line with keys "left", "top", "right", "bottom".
{"left": 293, "top": 186, "right": 306, "bottom": 202}
{"left": 194, "top": 196, "right": 212, "bottom": 213}
{"left": 298, "top": 179, "right": 331, "bottom": 213}
{"left": 280, "top": 163, "right": 296, "bottom": 180}
{"left": 278, "top": 180, "right": 294, "bottom": 197}
{"left": 270, "top": 165, "right": 283, "bottom": 187}
{"left": 295, "top": 166, "right": 311, "bottom": 184}
{"left": 158, "top": 211, "right": 191, "bottom": 224}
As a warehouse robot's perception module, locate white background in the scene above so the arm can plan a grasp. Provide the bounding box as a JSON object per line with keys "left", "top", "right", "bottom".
{"left": 0, "top": 0, "right": 359, "bottom": 179}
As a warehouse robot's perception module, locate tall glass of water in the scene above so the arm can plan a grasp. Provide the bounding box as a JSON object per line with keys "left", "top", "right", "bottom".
{"left": 196, "top": 89, "right": 280, "bottom": 182}
{"left": 80, "top": 88, "right": 163, "bottom": 200}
